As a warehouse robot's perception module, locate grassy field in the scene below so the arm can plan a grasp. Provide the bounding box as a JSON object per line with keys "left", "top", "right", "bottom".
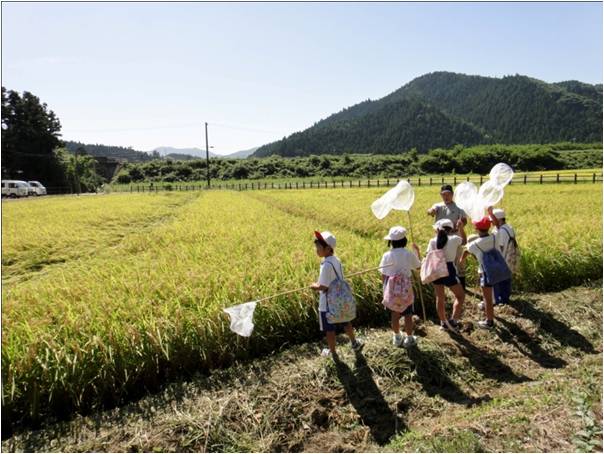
{"left": 3, "top": 285, "right": 602, "bottom": 452}
{"left": 2, "top": 184, "right": 602, "bottom": 436}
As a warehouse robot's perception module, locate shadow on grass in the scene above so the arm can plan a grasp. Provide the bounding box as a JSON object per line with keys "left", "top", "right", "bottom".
{"left": 494, "top": 316, "right": 567, "bottom": 369}
{"left": 508, "top": 298, "right": 597, "bottom": 353}
{"left": 446, "top": 331, "right": 530, "bottom": 384}
{"left": 334, "top": 351, "right": 405, "bottom": 445}
{"left": 406, "top": 346, "right": 492, "bottom": 407}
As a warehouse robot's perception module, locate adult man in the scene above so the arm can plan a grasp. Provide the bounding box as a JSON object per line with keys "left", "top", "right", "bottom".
{"left": 427, "top": 184, "right": 468, "bottom": 288}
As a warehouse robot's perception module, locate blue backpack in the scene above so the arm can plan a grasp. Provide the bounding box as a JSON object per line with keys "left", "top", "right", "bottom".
{"left": 476, "top": 235, "right": 512, "bottom": 286}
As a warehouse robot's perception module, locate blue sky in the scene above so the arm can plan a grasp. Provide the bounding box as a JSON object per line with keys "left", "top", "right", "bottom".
{"left": 2, "top": 2, "right": 602, "bottom": 154}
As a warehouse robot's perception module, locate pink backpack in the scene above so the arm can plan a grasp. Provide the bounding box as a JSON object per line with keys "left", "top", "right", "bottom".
{"left": 382, "top": 273, "right": 414, "bottom": 313}
{"left": 420, "top": 249, "right": 449, "bottom": 284}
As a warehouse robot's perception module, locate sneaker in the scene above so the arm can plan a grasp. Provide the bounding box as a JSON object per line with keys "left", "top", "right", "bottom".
{"left": 478, "top": 320, "right": 495, "bottom": 330}
{"left": 351, "top": 339, "right": 364, "bottom": 352}
{"left": 403, "top": 335, "right": 417, "bottom": 349}
{"left": 392, "top": 333, "right": 403, "bottom": 347}
{"left": 440, "top": 320, "right": 457, "bottom": 331}
{"left": 478, "top": 301, "right": 485, "bottom": 311}
{"left": 447, "top": 319, "right": 460, "bottom": 331}
{"left": 320, "top": 348, "right": 333, "bottom": 357}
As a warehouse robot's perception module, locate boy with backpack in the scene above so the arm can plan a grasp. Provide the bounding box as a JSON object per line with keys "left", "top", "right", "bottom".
{"left": 311, "top": 230, "right": 363, "bottom": 358}
{"left": 488, "top": 207, "right": 519, "bottom": 306}
{"left": 460, "top": 217, "right": 511, "bottom": 329}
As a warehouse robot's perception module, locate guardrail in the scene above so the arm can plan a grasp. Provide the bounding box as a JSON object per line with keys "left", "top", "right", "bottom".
{"left": 109, "top": 172, "right": 603, "bottom": 193}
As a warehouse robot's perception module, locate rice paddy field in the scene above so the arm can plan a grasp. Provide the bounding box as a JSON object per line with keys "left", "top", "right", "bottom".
{"left": 2, "top": 183, "right": 602, "bottom": 433}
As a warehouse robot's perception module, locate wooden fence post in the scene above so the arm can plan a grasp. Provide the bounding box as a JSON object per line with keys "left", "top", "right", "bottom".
{"left": 556, "top": 174, "right": 560, "bottom": 183}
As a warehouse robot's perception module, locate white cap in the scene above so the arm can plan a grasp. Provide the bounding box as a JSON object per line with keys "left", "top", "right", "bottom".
{"left": 492, "top": 208, "right": 505, "bottom": 220}
{"left": 383, "top": 226, "right": 407, "bottom": 241}
{"left": 314, "top": 230, "right": 336, "bottom": 249}
{"left": 433, "top": 219, "right": 454, "bottom": 230}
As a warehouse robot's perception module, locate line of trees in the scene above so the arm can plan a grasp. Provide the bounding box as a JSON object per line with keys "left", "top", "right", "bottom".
{"left": 114, "top": 142, "right": 602, "bottom": 184}
{"left": 2, "top": 87, "right": 104, "bottom": 192}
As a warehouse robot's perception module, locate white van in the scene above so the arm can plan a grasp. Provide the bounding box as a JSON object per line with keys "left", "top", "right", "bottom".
{"left": 27, "top": 181, "right": 47, "bottom": 196}
{"left": 1, "top": 180, "right": 30, "bottom": 198}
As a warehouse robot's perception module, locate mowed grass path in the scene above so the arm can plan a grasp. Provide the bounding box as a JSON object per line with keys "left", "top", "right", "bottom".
{"left": 2, "top": 184, "right": 602, "bottom": 430}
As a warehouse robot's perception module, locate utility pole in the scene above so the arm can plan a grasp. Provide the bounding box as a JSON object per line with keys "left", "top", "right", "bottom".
{"left": 75, "top": 147, "right": 84, "bottom": 195}
{"left": 205, "top": 122, "right": 210, "bottom": 188}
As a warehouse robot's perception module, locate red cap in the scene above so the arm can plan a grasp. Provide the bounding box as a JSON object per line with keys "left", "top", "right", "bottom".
{"left": 472, "top": 216, "right": 491, "bottom": 231}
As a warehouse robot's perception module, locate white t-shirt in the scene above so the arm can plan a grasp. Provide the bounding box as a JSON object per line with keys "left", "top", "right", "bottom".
{"left": 318, "top": 255, "right": 343, "bottom": 312}
{"left": 379, "top": 248, "right": 421, "bottom": 278}
{"left": 494, "top": 224, "right": 516, "bottom": 259}
{"left": 466, "top": 234, "right": 498, "bottom": 272}
{"left": 426, "top": 235, "right": 463, "bottom": 262}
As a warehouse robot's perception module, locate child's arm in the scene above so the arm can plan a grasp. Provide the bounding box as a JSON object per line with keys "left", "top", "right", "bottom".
{"left": 310, "top": 282, "right": 328, "bottom": 292}
{"left": 459, "top": 249, "right": 471, "bottom": 268}
{"left": 411, "top": 243, "right": 422, "bottom": 260}
{"left": 456, "top": 219, "right": 467, "bottom": 245}
{"left": 487, "top": 206, "right": 501, "bottom": 228}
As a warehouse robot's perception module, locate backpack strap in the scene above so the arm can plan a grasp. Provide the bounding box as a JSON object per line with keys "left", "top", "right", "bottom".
{"left": 500, "top": 224, "right": 515, "bottom": 241}
{"left": 474, "top": 235, "right": 496, "bottom": 253}
{"left": 328, "top": 260, "right": 344, "bottom": 280}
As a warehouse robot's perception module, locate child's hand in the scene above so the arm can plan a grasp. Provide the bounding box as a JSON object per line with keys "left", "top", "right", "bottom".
{"left": 456, "top": 219, "right": 465, "bottom": 230}
{"left": 487, "top": 206, "right": 494, "bottom": 215}
{"left": 310, "top": 282, "right": 321, "bottom": 291}
{"left": 412, "top": 243, "right": 420, "bottom": 254}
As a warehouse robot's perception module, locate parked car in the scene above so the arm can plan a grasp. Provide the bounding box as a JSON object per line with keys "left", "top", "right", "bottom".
{"left": 27, "top": 181, "right": 47, "bottom": 196}
{"left": 1, "top": 180, "right": 30, "bottom": 198}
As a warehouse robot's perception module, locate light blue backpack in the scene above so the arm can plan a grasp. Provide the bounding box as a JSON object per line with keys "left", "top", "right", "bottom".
{"left": 325, "top": 262, "right": 357, "bottom": 324}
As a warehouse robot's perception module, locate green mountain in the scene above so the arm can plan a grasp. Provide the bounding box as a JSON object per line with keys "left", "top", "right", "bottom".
{"left": 64, "top": 141, "right": 155, "bottom": 162}
{"left": 253, "top": 72, "right": 602, "bottom": 157}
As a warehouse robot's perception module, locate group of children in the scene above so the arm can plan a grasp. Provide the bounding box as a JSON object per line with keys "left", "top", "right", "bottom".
{"left": 311, "top": 184, "right": 517, "bottom": 358}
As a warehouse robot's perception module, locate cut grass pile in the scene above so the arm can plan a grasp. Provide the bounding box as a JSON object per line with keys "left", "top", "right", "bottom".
{"left": 3, "top": 285, "right": 601, "bottom": 452}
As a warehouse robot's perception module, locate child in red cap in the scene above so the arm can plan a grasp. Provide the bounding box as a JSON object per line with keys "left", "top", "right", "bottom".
{"left": 460, "top": 216, "right": 496, "bottom": 329}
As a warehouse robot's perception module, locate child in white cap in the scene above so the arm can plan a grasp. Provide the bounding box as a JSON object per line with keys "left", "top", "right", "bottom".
{"left": 311, "top": 230, "right": 363, "bottom": 358}
{"left": 379, "top": 226, "right": 421, "bottom": 348}
{"left": 426, "top": 218, "right": 467, "bottom": 331}
{"left": 487, "top": 206, "right": 518, "bottom": 306}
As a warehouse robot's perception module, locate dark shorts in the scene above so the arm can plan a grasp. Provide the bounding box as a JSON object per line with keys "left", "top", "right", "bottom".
{"left": 400, "top": 304, "right": 414, "bottom": 316}
{"left": 319, "top": 311, "right": 348, "bottom": 333}
{"left": 433, "top": 262, "right": 460, "bottom": 287}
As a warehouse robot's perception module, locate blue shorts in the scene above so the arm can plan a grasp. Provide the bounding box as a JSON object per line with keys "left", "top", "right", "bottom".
{"left": 433, "top": 262, "right": 460, "bottom": 287}
{"left": 319, "top": 311, "right": 348, "bottom": 333}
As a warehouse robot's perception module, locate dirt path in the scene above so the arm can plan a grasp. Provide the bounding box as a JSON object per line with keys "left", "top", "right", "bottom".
{"left": 3, "top": 285, "right": 602, "bottom": 452}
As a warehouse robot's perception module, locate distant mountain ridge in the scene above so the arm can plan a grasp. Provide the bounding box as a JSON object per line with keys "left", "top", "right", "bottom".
{"left": 63, "top": 142, "right": 258, "bottom": 161}
{"left": 253, "top": 72, "right": 603, "bottom": 157}
{"left": 153, "top": 146, "right": 258, "bottom": 159}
